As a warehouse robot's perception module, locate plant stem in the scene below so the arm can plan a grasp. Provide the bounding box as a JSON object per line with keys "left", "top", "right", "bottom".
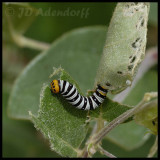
{"left": 81, "top": 92, "right": 157, "bottom": 157}
{"left": 96, "top": 107, "right": 105, "bottom": 133}
{"left": 92, "top": 107, "right": 136, "bottom": 145}
{"left": 6, "top": 13, "right": 50, "bottom": 51}
{"left": 13, "top": 34, "right": 50, "bottom": 51}
{"left": 148, "top": 136, "right": 158, "bottom": 157}
{"left": 98, "top": 145, "right": 117, "bottom": 158}
{"left": 91, "top": 92, "right": 157, "bottom": 145}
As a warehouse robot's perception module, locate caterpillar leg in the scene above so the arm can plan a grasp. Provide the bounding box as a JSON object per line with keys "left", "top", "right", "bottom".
{"left": 50, "top": 80, "right": 108, "bottom": 110}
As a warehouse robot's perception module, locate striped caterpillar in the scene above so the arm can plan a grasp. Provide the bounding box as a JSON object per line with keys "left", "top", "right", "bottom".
{"left": 50, "top": 80, "right": 108, "bottom": 110}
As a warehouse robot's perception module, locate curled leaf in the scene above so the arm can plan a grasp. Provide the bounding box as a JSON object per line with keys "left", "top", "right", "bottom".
{"left": 95, "top": 3, "right": 150, "bottom": 94}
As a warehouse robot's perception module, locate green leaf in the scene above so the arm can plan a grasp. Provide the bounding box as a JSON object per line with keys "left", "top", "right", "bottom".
{"left": 8, "top": 26, "right": 106, "bottom": 120}
{"left": 106, "top": 121, "right": 151, "bottom": 151}
{"left": 95, "top": 3, "right": 150, "bottom": 94}
{"left": 2, "top": 84, "right": 59, "bottom": 157}
{"left": 29, "top": 68, "right": 88, "bottom": 157}
{"left": 3, "top": 119, "right": 60, "bottom": 157}
{"left": 89, "top": 97, "right": 132, "bottom": 122}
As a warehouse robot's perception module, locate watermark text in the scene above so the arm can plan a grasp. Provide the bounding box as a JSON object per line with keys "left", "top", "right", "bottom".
{"left": 5, "top": 7, "right": 90, "bottom": 19}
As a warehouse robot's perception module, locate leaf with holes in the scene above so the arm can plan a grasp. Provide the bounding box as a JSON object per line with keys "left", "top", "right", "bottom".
{"left": 95, "top": 3, "right": 150, "bottom": 94}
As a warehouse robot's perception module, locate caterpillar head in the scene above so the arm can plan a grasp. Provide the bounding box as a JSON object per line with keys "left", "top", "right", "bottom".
{"left": 51, "top": 80, "right": 60, "bottom": 93}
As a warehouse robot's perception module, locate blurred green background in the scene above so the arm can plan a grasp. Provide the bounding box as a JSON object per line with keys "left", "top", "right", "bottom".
{"left": 2, "top": 2, "right": 157, "bottom": 157}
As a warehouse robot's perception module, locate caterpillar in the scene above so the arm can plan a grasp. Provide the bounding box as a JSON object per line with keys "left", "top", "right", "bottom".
{"left": 50, "top": 80, "right": 108, "bottom": 110}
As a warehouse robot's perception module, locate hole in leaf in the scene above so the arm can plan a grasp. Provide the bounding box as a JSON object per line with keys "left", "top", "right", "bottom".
{"left": 125, "top": 4, "right": 130, "bottom": 8}
{"left": 132, "top": 42, "right": 137, "bottom": 48}
{"left": 132, "top": 38, "right": 141, "bottom": 48}
{"left": 117, "top": 71, "right": 123, "bottom": 74}
{"left": 128, "top": 65, "right": 134, "bottom": 71}
{"left": 106, "top": 82, "right": 111, "bottom": 86}
{"left": 152, "top": 120, "right": 155, "bottom": 126}
{"left": 130, "top": 56, "right": 136, "bottom": 63}
{"left": 141, "top": 19, "right": 144, "bottom": 27}
{"left": 135, "top": 8, "right": 139, "bottom": 11}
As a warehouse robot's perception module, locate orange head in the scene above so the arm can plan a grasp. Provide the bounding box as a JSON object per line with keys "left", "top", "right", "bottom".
{"left": 50, "top": 80, "right": 60, "bottom": 93}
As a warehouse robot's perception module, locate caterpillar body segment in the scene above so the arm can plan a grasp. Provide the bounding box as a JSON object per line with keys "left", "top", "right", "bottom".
{"left": 51, "top": 80, "right": 108, "bottom": 110}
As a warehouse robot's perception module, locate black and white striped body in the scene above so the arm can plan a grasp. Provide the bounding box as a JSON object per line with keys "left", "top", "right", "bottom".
{"left": 58, "top": 80, "right": 108, "bottom": 110}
